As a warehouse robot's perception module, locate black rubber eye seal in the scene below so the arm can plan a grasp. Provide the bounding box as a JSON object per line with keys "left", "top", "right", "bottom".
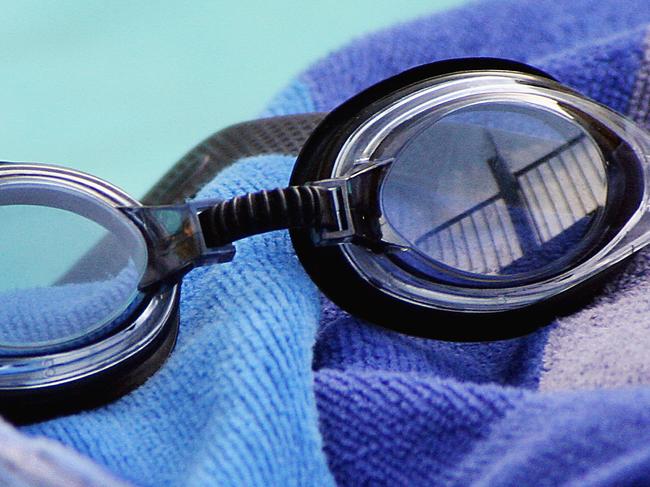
{"left": 289, "top": 57, "right": 635, "bottom": 342}
{"left": 1, "top": 288, "right": 180, "bottom": 425}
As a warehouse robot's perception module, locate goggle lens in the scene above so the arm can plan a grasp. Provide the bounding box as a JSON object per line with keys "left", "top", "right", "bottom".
{"left": 0, "top": 185, "right": 147, "bottom": 354}
{"left": 381, "top": 102, "right": 608, "bottom": 282}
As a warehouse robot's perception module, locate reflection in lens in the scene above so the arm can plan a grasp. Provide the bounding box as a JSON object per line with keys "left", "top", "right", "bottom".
{"left": 0, "top": 201, "right": 147, "bottom": 353}
{"left": 381, "top": 103, "right": 607, "bottom": 279}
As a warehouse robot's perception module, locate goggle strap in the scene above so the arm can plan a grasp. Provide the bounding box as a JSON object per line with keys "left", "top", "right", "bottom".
{"left": 143, "top": 113, "right": 326, "bottom": 205}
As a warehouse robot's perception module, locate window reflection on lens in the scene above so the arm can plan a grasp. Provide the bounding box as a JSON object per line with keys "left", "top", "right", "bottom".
{"left": 381, "top": 102, "right": 607, "bottom": 278}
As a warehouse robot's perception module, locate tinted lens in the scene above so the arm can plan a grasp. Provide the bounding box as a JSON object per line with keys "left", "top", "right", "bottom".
{"left": 0, "top": 185, "right": 147, "bottom": 354}
{"left": 381, "top": 102, "right": 607, "bottom": 280}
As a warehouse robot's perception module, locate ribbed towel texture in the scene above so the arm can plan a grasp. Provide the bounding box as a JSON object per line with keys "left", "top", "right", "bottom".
{"left": 8, "top": 0, "right": 650, "bottom": 485}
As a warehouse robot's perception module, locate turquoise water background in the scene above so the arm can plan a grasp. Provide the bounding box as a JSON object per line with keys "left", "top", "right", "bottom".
{"left": 1, "top": 1, "right": 467, "bottom": 199}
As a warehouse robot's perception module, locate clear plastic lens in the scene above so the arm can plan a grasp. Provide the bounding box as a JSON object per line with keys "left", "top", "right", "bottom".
{"left": 381, "top": 102, "right": 608, "bottom": 279}
{"left": 0, "top": 186, "right": 147, "bottom": 354}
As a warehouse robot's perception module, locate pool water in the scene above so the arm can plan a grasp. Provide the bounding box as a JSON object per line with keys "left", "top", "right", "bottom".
{"left": 0, "top": 1, "right": 467, "bottom": 199}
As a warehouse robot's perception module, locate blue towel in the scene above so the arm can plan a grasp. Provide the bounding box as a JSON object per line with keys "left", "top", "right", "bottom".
{"left": 5, "top": 0, "right": 650, "bottom": 485}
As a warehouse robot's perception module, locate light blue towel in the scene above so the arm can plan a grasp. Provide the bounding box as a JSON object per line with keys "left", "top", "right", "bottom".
{"left": 23, "top": 155, "right": 334, "bottom": 486}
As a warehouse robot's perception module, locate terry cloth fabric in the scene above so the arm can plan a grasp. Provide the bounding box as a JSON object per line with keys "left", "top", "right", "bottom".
{"left": 7, "top": 0, "right": 650, "bottom": 485}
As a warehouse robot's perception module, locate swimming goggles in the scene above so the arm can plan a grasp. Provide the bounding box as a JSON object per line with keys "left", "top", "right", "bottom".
{"left": 2, "top": 57, "right": 649, "bottom": 422}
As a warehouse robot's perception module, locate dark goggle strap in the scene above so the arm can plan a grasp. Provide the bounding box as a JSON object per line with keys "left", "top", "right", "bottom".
{"left": 142, "top": 113, "right": 326, "bottom": 206}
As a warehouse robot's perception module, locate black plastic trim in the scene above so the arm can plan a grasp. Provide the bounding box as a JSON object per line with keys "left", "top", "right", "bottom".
{"left": 0, "top": 287, "right": 180, "bottom": 425}
{"left": 290, "top": 57, "right": 638, "bottom": 341}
